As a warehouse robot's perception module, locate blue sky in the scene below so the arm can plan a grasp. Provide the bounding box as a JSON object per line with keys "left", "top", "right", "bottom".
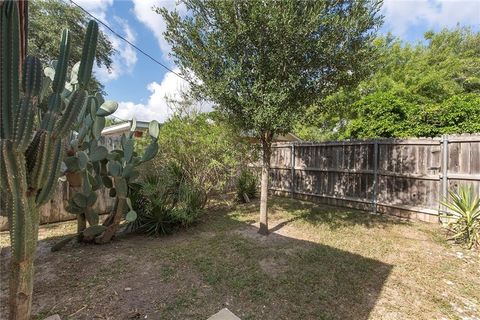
{"left": 75, "top": 0, "right": 480, "bottom": 122}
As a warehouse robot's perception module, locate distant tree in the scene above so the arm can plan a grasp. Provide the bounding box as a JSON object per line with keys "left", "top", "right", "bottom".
{"left": 159, "top": 0, "right": 383, "bottom": 234}
{"left": 303, "top": 27, "right": 480, "bottom": 140}
{"left": 28, "top": 0, "right": 115, "bottom": 93}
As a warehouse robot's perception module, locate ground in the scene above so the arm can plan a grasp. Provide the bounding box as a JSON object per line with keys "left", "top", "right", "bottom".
{"left": 1, "top": 196, "right": 479, "bottom": 320}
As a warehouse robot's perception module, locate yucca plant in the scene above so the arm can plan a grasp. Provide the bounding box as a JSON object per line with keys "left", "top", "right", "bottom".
{"left": 441, "top": 185, "right": 480, "bottom": 249}
{"left": 128, "top": 162, "right": 206, "bottom": 236}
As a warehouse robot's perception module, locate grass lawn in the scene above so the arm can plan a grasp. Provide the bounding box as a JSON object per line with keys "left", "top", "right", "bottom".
{"left": 1, "top": 196, "right": 479, "bottom": 320}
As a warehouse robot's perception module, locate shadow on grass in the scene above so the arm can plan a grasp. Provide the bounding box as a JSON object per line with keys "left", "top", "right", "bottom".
{"left": 237, "top": 196, "right": 409, "bottom": 232}
{"left": 1, "top": 196, "right": 395, "bottom": 320}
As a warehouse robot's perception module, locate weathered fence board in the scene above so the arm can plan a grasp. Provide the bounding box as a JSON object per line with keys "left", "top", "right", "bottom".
{"left": 267, "top": 134, "right": 480, "bottom": 223}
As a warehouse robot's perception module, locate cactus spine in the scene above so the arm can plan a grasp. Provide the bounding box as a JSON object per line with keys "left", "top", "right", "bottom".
{"left": 0, "top": 1, "right": 99, "bottom": 318}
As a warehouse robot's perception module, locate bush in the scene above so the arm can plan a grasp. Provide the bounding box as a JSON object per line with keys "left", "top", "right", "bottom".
{"left": 236, "top": 169, "right": 258, "bottom": 203}
{"left": 128, "top": 162, "right": 207, "bottom": 236}
{"left": 441, "top": 185, "right": 480, "bottom": 249}
{"left": 153, "top": 111, "right": 254, "bottom": 196}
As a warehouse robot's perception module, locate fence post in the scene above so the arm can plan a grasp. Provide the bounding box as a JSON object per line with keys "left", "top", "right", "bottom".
{"left": 372, "top": 141, "right": 378, "bottom": 214}
{"left": 291, "top": 143, "right": 295, "bottom": 198}
{"left": 440, "top": 135, "right": 449, "bottom": 221}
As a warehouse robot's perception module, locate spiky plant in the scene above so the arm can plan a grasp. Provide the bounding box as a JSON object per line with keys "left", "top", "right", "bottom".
{"left": 94, "top": 119, "right": 160, "bottom": 243}
{"left": 52, "top": 117, "right": 160, "bottom": 250}
{"left": 441, "top": 185, "right": 480, "bottom": 249}
{"left": 0, "top": 1, "right": 99, "bottom": 318}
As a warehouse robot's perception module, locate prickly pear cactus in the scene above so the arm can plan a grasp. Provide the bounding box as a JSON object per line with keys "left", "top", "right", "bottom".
{"left": 51, "top": 110, "right": 160, "bottom": 247}
{"left": 0, "top": 1, "right": 100, "bottom": 318}
{"left": 62, "top": 89, "right": 119, "bottom": 242}
{"left": 95, "top": 119, "right": 160, "bottom": 243}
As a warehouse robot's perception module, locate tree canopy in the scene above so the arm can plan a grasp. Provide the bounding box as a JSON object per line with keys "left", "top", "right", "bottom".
{"left": 159, "top": 0, "right": 383, "bottom": 138}
{"left": 296, "top": 27, "right": 480, "bottom": 140}
{"left": 28, "top": 0, "right": 115, "bottom": 93}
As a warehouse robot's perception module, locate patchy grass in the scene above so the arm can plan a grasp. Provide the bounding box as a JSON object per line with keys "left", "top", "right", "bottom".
{"left": 1, "top": 196, "right": 479, "bottom": 320}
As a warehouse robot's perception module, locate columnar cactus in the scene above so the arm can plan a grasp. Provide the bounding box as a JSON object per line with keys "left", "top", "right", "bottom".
{"left": 0, "top": 1, "right": 99, "bottom": 318}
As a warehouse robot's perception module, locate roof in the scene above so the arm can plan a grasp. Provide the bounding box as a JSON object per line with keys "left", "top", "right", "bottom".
{"left": 101, "top": 120, "right": 150, "bottom": 136}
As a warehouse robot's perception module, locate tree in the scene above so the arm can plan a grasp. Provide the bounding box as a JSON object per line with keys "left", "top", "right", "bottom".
{"left": 305, "top": 28, "right": 480, "bottom": 140}
{"left": 28, "top": 0, "right": 115, "bottom": 93}
{"left": 159, "top": 0, "right": 383, "bottom": 234}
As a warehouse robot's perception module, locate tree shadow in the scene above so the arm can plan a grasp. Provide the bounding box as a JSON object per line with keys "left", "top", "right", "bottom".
{"left": 229, "top": 223, "right": 393, "bottom": 320}
{"left": 0, "top": 199, "right": 394, "bottom": 320}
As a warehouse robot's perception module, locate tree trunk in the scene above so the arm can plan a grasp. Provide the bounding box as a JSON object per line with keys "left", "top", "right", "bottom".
{"left": 96, "top": 198, "right": 125, "bottom": 244}
{"left": 259, "top": 133, "right": 272, "bottom": 235}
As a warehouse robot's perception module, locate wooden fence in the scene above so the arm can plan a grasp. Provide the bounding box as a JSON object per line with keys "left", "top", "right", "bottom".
{"left": 1, "top": 134, "right": 479, "bottom": 231}
{"left": 266, "top": 134, "right": 480, "bottom": 222}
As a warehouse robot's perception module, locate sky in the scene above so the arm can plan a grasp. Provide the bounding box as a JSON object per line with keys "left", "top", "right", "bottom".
{"left": 73, "top": 0, "right": 480, "bottom": 123}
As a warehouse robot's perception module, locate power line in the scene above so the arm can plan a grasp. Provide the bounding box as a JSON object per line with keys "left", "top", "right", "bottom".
{"left": 67, "top": 0, "right": 188, "bottom": 82}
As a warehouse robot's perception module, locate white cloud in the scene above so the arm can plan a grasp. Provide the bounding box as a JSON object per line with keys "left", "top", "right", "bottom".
{"left": 132, "top": 0, "right": 186, "bottom": 60}
{"left": 95, "top": 18, "right": 138, "bottom": 82}
{"left": 74, "top": 0, "right": 113, "bottom": 21}
{"left": 115, "top": 69, "right": 212, "bottom": 122}
{"left": 382, "top": 0, "right": 480, "bottom": 37}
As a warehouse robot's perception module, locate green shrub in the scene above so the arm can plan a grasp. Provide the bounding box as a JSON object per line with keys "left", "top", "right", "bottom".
{"left": 236, "top": 169, "right": 258, "bottom": 203}
{"left": 155, "top": 111, "right": 252, "bottom": 196}
{"left": 128, "top": 162, "right": 206, "bottom": 236}
{"left": 441, "top": 185, "right": 480, "bottom": 249}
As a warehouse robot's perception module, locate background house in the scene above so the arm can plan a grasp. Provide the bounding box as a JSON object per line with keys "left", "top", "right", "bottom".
{"left": 101, "top": 120, "right": 151, "bottom": 137}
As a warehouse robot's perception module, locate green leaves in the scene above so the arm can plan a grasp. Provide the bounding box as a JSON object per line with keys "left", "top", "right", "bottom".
{"left": 159, "top": 0, "right": 382, "bottom": 136}
{"left": 333, "top": 29, "right": 480, "bottom": 140}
